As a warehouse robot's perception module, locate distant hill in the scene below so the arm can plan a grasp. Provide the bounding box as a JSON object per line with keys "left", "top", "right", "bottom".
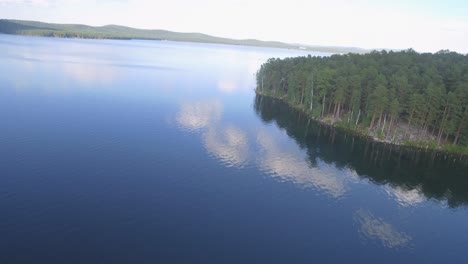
{"left": 0, "top": 19, "right": 369, "bottom": 54}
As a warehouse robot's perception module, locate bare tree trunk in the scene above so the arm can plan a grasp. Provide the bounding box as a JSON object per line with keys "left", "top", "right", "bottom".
{"left": 310, "top": 74, "right": 314, "bottom": 112}
{"left": 370, "top": 113, "right": 376, "bottom": 129}
{"left": 381, "top": 114, "right": 387, "bottom": 135}
{"left": 337, "top": 102, "right": 341, "bottom": 119}
{"left": 420, "top": 111, "right": 429, "bottom": 137}
{"left": 437, "top": 105, "right": 449, "bottom": 145}
{"left": 453, "top": 107, "right": 467, "bottom": 145}
{"left": 328, "top": 100, "right": 333, "bottom": 117}
{"left": 392, "top": 120, "right": 399, "bottom": 140}
{"left": 454, "top": 126, "right": 462, "bottom": 145}
{"left": 388, "top": 117, "right": 394, "bottom": 135}
{"left": 322, "top": 95, "right": 326, "bottom": 118}
{"left": 437, "top": 128, "right": 445, "bottom": 145}
{"left": 333, "top": 103, "right": 338, "bottom": 118}
{"left": 377, "top": 112, "right": 383, "bottom": 130}
{"left": 355, "top": 109, "right": 361, "bottom": 128}
{"left": 405, "top": 110, "right": 414, "bottom": 140}
{"left": 300, "top": 87, "right": 304, "bottom": 105}
{"left": 261, "top": 76, "right": 264, "bottom": 91}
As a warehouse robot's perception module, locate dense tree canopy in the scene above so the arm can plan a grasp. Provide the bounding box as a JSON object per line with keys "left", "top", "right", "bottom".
{"left": 256, "top": 49, "right": 468, "bottom": 152}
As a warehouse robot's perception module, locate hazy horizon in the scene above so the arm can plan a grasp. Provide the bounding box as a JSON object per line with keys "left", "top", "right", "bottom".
{"left": 1, "top": 0, "right": 467, "bottom": 53}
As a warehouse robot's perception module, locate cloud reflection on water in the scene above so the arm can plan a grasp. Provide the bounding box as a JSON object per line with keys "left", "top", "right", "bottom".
{"left": 175, "top": 99, "right": 354, "bottom": 196}
{"left": 354, "top": 209, "right": 412, "bottom": 249}
{"left": 256, "top": 129, "right": 347, "bottom": 198}
{"left": 176, "top": 100, "right": 249, "bottom": 168}
{"left": 203, "top": 125, "right": 249, "bottom": 168}
{"left": 176, "top": 100, "right": 223, "bottom": 132}
{"left": 62, "top": 63, "right": 117, "bottom": 84}
{"left": 384, "top": 185, "right": 426, "bottom": 207}
{"left": 174, "top": 100, "right": 421, "bottom": 250}
{"left": 217, "top": 79, "right": 239, "bottom": 94}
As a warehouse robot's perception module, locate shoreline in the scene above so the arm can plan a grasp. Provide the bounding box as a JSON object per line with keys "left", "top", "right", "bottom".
{"left": 0, "top": 19, "right": 367, "bottom": 54}
{"left": 256, "top": 92, "right": 468, "bottom": 158}
{"left": 0, "top": 32, "right": 320, "bottom": 53}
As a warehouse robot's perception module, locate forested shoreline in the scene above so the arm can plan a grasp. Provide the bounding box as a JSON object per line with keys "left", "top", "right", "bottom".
{"left": 254, "top": 95, "right": 468, "bottom": 206}
{"left": 256, "top": 49, "right": 468, "bottom": 155}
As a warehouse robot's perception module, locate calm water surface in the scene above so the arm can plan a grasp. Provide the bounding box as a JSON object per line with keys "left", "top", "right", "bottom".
{"left": 0, "top": 34, "right": 467, "bottom": 263}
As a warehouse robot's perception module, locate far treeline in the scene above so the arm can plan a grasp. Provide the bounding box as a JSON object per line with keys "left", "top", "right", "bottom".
{"left": 256, "top": 49, "right": 468, "bottom": 154}
{"left": 0, "top": 19, "right": 367, "bottom": 54}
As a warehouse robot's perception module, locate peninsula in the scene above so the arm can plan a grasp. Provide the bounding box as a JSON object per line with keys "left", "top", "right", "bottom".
{"left": 256, "top": 50, "right": 468, "bottom": 155}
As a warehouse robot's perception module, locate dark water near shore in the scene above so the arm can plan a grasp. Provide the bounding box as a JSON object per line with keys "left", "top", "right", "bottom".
{"left": 0, "top": 34, "right": 467, "bottom": 263}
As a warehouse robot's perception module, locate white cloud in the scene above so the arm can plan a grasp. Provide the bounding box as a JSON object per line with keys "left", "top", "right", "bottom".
{"left": 1, "top": 0, "right": 467, "bottom": 52}
{"left": 0, "top": 0, "right": 54, "bottom": 6}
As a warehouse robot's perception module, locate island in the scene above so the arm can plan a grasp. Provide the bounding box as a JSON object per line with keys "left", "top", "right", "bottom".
{"left": 256, "top": 49, "right": 468, "bottom": 155}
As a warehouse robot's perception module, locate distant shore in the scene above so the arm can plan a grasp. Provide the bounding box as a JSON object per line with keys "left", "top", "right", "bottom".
{"left": 0, "top": 19, "right": 369, "bottom": 54}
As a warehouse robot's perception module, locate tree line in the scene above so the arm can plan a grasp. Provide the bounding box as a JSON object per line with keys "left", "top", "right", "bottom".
{"left": 0, "top": 19, "right": 364, "bottom": 53}
{"left": 17, "top": 30, "right": 132, "bottom": 40}
{"left": 256, "top": 49, "right": 468, "bottom": 152}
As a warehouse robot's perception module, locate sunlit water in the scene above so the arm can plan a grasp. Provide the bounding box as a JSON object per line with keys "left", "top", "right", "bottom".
{"left": 0, "top": 34, "right": 467, "bottom": 263}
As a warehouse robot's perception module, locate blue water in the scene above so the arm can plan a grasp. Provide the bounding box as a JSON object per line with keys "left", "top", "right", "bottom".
{"left": 0, "top": 34, "right": 467, "bottom": 263}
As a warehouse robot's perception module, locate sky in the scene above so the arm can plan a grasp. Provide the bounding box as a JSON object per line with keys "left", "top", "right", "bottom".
{"left": 1, "top": 0, "right": 467, "bottom": 53}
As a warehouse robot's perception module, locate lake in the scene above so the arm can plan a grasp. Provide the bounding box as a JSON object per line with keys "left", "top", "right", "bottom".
{"left": 0, "top": 34, "right": 467, "bottom": 264}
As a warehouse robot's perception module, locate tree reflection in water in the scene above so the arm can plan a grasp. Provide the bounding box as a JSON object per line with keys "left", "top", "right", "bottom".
{"left": 254, "top": 94, "right": 468, "bottom": 208}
